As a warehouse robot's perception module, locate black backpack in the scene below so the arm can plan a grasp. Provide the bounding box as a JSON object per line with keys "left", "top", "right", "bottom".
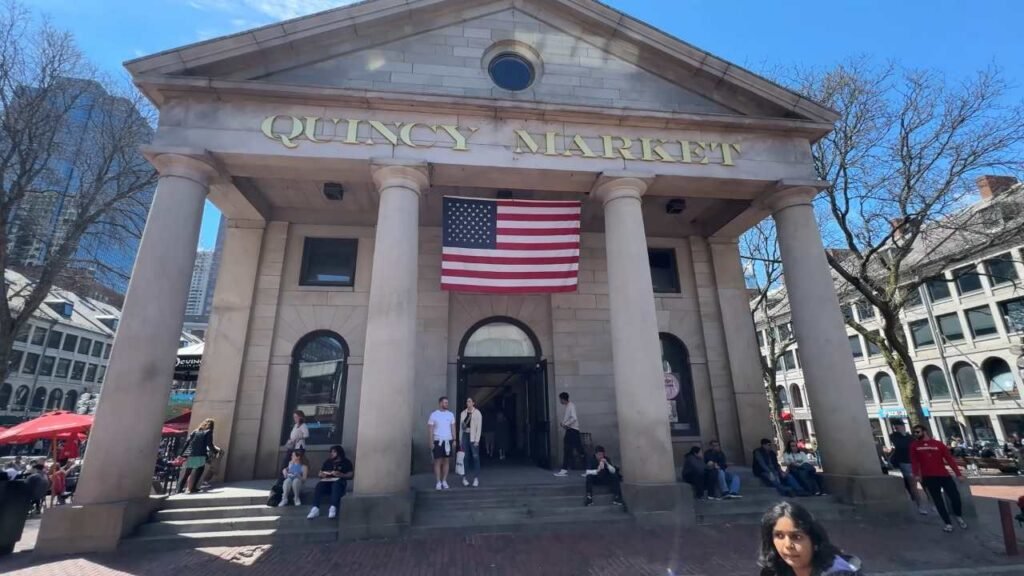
{"left": 266, "top": 479, "right": 283, "bottom": 507}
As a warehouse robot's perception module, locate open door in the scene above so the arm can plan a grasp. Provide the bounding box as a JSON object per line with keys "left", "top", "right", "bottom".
{"left": 527, "top": 360, "right": 550, "bottom": 468}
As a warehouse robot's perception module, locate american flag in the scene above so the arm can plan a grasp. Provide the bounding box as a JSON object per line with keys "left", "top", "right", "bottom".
{"left": 441, "top": 196, "right": 581, "bottom": 293}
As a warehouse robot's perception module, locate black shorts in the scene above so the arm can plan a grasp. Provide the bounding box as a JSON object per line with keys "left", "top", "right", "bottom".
{"left": 433, "top": 441, "right": 452, "bottom": 460}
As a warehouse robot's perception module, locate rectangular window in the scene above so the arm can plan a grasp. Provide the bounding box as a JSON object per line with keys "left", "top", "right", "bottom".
{"left": 97, "top": 365, "right": 106, "bottom": 383}
{"left": 8, "top": 349, "right": 23, "bottom": 372}
{"left": 39, "top": 356, "right": 55, "bottom": 377}
{"left": 905, "top": 286, "right": 922, "bottom": 308}
{"left": 999, "top": 298, "right": 1024, "bottom": 334}
{"left": 30, "top": 327, "right": 47, "bottom": 346}
{"left": 299, "top": 238, "right": 358, "bottom": 287}
{"left": 936, "top": 313, "right": 964, "bottom": 342}
{"left": 841, "top": 304, "right": 853, "bottom": 322}
{"left": 985, "top": 253, "right": 1019, "bottom": 286}
{"left": 55, "top": 358, "right": 71, "bottom": 378}
{"left": 778, "top": 322, "right": 793, "bottom": 342}
{"left": 966, "top": 306, "right": 999, "bottom": 338}
{"left": 756, "top": 330, "right": 764, "bottom": 348}
{"left": 953, "top": 265, "right": 983, "bottom": 295}
{"left": 22, "top": 352, "right": 39, "bottom": 374}
{"left": 848, "top": 335, "right": 864, "bottom": 358}
{"left": 62, "top": 334, "right": 78, "bottom": 353}
{"left": 84, "top": 364, "right": 97, "bottom": 383}
{"left": 866, "top": 331, "right": 882, "bottom": 356}
{"left": 910, "top": 319, "right": 935, "bottom": 348}
{"left": 781, "top": 350, "right": 797, "bottom": 371}
{"left": 14, "top": 324, "right": 30, "bottom": 342}
{"left": 925, "top": 277, "right": 951, "bottom": 302}
{"left": 77, "top": 337, "right": 92, "bottom": 355}
{"left": 648, "top": 248, "right": 681, "bottom": 294}
{"left": 91, "top": 341, "right": 103, "bottom": 357}
{"left": 70, "top": 361, "right": 85, "bottom": 381}
{"left": 856, "top": 300, "right": 875, "bottom": 320}
{"left": 47, "top": 330, "right": 63, "bottom": 349}
{"left": 103, "top": 343, "right": 111, "bottom": 360}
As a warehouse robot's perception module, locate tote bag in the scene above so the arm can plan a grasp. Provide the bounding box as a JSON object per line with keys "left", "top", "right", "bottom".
{"left": 455, "top": 450, "right": 466, "bottom": 476}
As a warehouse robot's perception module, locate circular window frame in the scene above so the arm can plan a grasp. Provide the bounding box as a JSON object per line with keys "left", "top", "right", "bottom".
{"left": 482, "top": 41, "right": 543, "bottom": 93}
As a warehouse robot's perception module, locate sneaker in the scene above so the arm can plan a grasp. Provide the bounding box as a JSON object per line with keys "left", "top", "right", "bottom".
{"left": 943, "top": 524, "right": 953, "bottom": 533}
{"left": 278, "top": 499, "right": 288, "bottom": 508}
{"left": 294, "top": 498, "right": 301, "bottom": 507}
{"left": 918, "top": 506, "right": 929, "bottom": 516}
{"left": 708, "top": 495, "right": 720, "bottom": 501}
{"left": 328, "top": 506, "right": 337, "bottom": 519}
{"left": 612, "top": 498, "right": 623, "bottom": 506}
{"left": 580, "top": 473, "right": 588, "bottom": 478}
{"left": 472, "top": 478, "right": 479, "bottom": 487}
{"left": 723, "top": 493, "right": 739, "bottom": 500}
{"left": 435, "top": 482, "right": 443, "bottom": 491}
{"left": 554, "top": 470, "right": 569, "bottom": 477}
{"left": 584, "top": 495, "right": 593, "bottom": 507}
{"left": 307, "top": 507, "right": 320, "bottom": 520}
{"left": 462, "top": 477, "right": 470, "bottom": 487}
{"left": 955, "top": 517, "right": 968, "bottom": 529}
{"left": 441, "top": 481, "right": 450, "bottom": 490}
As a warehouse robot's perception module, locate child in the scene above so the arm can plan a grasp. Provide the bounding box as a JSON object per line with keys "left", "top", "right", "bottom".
{"left": 279, "top": 449, "right": 308, "bottom": 507}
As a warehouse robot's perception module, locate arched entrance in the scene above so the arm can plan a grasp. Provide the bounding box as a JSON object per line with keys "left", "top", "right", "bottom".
{"left": 457, "top": 317, "right": 550, "bottom": 469}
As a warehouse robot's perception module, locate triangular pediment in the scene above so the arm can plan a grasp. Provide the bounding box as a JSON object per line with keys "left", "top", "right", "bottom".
{"left": 126, "top": 0, "right": 837, "bottom": 124}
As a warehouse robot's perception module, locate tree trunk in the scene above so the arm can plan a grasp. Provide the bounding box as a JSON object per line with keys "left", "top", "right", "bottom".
{"left": 881, "top": 313, "right": 926, "bottom": 427}
{"left": 764, "top": 373, "right": 786, "bottom": 448}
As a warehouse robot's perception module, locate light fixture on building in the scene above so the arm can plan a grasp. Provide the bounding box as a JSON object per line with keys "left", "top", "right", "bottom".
{"left": 322, "top": 182, "right": 344, "bottom": 201}
{"left": 666, "top": 198, "right": 686, "bottom": 214}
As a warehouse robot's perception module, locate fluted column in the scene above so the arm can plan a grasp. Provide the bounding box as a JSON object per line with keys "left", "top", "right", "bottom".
{"left": 353, "top": 162, "right": 428, "bottom": 495}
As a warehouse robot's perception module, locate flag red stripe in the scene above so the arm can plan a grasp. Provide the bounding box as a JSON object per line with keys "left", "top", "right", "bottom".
{"left": 497, "top": 200, "right": 581, "bottom": 208}
{"left": 442, "top": 254, "right": 580, "bottom": 265}
{"left": 496, "top": 242, "right": 580, "bottom": 250}
{"left": 441, "top": 283, "right": 578, "bottom": 294}
{"left": 497, "top": 213, "right": 580, "bottom": 222}
{"left": 441, "top": 269, "right": 579, "bottom": 280}
{"left": 496, "top": 227, "right": 580, "bottom": 236}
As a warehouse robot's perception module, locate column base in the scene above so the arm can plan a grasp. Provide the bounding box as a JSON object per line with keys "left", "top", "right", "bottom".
{"left": 821, "top": 473, "right": 915, "bottom": 515}
{"left": 622, "top": 482, "right": 695, "bottom": 526}
{"left": 35, "top": 498, "right": 159, "bottom": 555}
{"left": 337, "top": 491, "right": 414, "bottom": 540}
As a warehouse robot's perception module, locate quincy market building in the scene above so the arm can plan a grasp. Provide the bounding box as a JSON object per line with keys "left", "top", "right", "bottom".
{"left": 39, "top": 0, "right": 904, "bottom": 552}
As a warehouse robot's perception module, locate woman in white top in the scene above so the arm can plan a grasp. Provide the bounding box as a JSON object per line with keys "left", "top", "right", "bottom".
{"left": 783, "top": 440, "right": 824, "bottom": 496}
{"left": 458, "top": 398, "right": 483, "bottom": 487}
{"left": 283, "top": 410, "right": 309, "bottom": 469}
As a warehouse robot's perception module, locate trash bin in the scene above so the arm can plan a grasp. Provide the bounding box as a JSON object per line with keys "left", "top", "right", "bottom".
{"left": 0, "top": 479, "right": 32, "bottom": 555}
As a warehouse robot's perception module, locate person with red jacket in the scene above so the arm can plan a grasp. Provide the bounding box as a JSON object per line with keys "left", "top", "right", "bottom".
{"left": 910, "top": 424, "right": 967, "bottom": 533}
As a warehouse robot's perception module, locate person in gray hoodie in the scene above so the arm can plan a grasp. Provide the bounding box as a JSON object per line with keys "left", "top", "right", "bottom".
{"left": 758, "top": 501, "right": 861, "bottom": 576}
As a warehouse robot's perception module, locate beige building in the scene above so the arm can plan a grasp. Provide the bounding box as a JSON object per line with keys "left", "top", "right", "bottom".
{"left": 39, "top": 0, "right": 905, "bottom": 553}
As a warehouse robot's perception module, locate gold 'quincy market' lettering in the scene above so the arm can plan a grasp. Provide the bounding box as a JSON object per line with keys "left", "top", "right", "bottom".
{"left": 261, "top": 115, "right": 741, "bottom": 166}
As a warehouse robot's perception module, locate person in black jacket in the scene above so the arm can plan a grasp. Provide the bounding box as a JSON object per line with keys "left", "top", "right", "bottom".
{"left": 583, "top": 445, "right": 623, "bottom": 506}
{"left": 889, "top": 420, "right": 927, "bottom": 515}
{"left": 177, "top": 418, "right": 218, "bottom": 494}
{"left": 682, "top": 446, "right": 721, "bottom": 500}
{"left": 753, "top": 438, "right": 807, "bottom": 497}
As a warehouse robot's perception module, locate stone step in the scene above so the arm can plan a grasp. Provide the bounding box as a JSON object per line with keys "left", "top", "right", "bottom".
{"left": 415, "top": 493, "right": 615, "bottom": 512}
{"left": 407, "top": 511, "right": 633, "bottom": 538}
{"left": 695, "top": 497, "right": 856, "bottom": 525}
{"left": 137, "top": 514, "right": 332, "bottom": 536}
{"left": 414, "top": 484, "right": 584, "bottom": 501}
{"left": 162, "top": 495, "right": 270, "bottom": 510}
{"left": 124, "top": 526, "right": 338, "bottom": 551}
{"left": 413, "top": 503, "right": 626, "bottom": 528}
{"left": 155, "top": 504, "right": 306, "bottom": 521}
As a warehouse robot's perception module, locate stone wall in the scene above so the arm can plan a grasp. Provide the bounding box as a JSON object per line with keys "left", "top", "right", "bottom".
{"left": 413, "top": 227, "right": 450, "bottom": 474}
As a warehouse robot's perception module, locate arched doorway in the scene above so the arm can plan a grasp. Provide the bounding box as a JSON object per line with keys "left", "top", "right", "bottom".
{"left": 457, "top": 317, "right": 549, "bottom": 469}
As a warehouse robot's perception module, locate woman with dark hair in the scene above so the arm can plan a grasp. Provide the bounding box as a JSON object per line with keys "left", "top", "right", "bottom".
{"left": 783, "top": 440, "right": 824, "bottom": 496}
{"left": 307, "top": 445, "right": 354, "bottom": 520}
{"left": 282, "top": 410, "right": 309, "bottom": 469}
{"left": 758, "top": 501, "right": 861, "bottom": 576}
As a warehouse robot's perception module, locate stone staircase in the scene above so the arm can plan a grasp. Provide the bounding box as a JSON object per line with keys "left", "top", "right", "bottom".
{"left": 693, "top": 468, "right": 857, "bottom": 525}
{"left": 410, "top": 482, "right": 631, "bottom": 537}
{"left": 124, "top": 488, "right": 338, "bottom": 550}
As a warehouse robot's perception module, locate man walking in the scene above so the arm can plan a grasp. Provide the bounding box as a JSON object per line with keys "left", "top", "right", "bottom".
{"left": 428, "top": 396, "right": 457, "bottom": 490}
{"left": 704, "top": 440, "right": 742, "bottom": 499}
{"left": 911, "top": 424, "right": 968, "bottom": 533}
{"left": 583, "top": 445, "right": 623, "bottom": 506}
{"left": 890, "top": 420, "right": 928, "bottom": 515}
{"left": 554, "top": 392, "right": 583, "bottom": 477}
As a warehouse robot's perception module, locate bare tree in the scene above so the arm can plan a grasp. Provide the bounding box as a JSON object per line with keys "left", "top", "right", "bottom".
{"left": 0, "top": 1, "right": 157, "bottom": 388}
{"left": 785, "top": 59, "right": 1024, "bottom": 426}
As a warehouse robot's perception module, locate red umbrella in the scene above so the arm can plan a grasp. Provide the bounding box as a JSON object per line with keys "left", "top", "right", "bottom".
{"left": 0, "top": 411, "right": 93, "bottom": 444}
{"left": 162, "top": 425, "right": 186, "bottom": 436}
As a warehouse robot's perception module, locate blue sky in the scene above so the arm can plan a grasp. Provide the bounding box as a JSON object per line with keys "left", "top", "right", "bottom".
{"left": 28, "top": 0, "right": 1024, "bottom": 249}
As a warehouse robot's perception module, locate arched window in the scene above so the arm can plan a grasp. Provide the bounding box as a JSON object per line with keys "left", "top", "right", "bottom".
{"left": 12, "top": 385, "right": 29, "bottom": 409}
{"left": 952, "top": 362, "right": 982, "bottom": 398}
{"left": 922, "top": 366, "right": 950, "bottom": 400}
{"left": 463, "top": 322, "right": 536, "bottom": 358}
{"left": 983, "top": 357, "right": 1019, "bottom": 397}
{"left": 30, "top": 387, "right": 47, "bottom": 411}
{"left": 790, "top": 384, "right": 804, "bottom": 408}
{"left": 661, "top": 333, "right": 699, "bottom": 436}
{"left": 777, "top": 385, "right": 790, "bottom": 407}
{"left": 0, "top": 383, "right": 11, "bottom": 410}
{"left": 63, "top": 389, "right": 79, "bottom": 412}
{"left": 859, "top": 375, "right": 874, "bottom": 403}
{"left": 283, "top": 331, "right": 349, "bottom": 447}
{"left": 875, "top": 373, "right": 898, "bottom": 404}
{"left": 46, "top": 388, "right": 63, "bottom": 411}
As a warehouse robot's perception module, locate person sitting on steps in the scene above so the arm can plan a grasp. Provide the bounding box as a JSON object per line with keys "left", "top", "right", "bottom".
{"left": 584, "top": 445, "right": 623, "bottom": 507}
{"left": 704, "top": 440, "right": 742, "bottom": 499}
{"left": 753, "top": 438, "right": 808, "bottom": 497}
{"left": 682, "top": 446, "right": 720, "bottom": 500}
{"left": 279, "top": 449, "right": 308, "bottom": 508}
{"left": 307, "top": 445, "right": 353, "bottom": 520}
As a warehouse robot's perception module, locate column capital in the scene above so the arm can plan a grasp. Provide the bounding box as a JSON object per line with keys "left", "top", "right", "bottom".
{"left": 143, "top": 147, "right": 219, "bottom": 186}
{"left": 591, "top": 173, "right": 654, "bottom": 206}
{"left": 371, "top": 161, "right": 430, "bottom": 196}
{"left": 757, "top": 180, "right": 830, "bottom": 213}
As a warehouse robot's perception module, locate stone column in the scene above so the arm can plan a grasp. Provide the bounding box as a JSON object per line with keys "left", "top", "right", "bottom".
{"left": 352, "top": 163, "right": 428, "bottom": 496}
{"left": 37, "top": 153, "right": 215, "bottom": 554}
{"left": 765, "top": 186, "right": 879, "bottom": 477}
{"left": 594, "top": 176, "right": 677, "bottom": 489}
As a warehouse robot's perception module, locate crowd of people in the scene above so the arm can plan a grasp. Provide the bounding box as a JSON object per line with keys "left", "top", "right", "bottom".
{"left": 1, "top": 440, "right": 83, "bottom": 515}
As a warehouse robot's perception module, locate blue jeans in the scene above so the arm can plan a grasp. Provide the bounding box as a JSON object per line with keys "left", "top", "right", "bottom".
{"left": 461, "top": 432, "right": 480, "bottom": 478}
{"left": 313, "top": 479, "right": 347, "bottom": 509}
{"left": 717, "top": 469, "right": 740, "bottom": 494}
{"left": 759, "top": 471, "right": 807, "bottom": 497}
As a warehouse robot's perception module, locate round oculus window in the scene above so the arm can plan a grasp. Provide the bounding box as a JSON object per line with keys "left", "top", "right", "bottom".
{"left": 488, "top": 53, "right": 535, "bottom": 91}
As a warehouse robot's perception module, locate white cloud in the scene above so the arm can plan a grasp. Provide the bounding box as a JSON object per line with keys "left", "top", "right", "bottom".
{"left": 187, "top": 0, "right": 358, "bottom": 21}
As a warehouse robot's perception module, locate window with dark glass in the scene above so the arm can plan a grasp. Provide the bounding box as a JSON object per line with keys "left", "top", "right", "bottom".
{"left": 8, "top": 349, "right": 23, "bottom": 372}
{"left": 84, "top": 364, "right": 97, "bottom": 383}
{"left": 55, "top": 358, "right": 71, "bottom": 378}
{"left": 71, "top": 361, "right": 85, "bottom": 381}
{"left": 875, "top": 373, "right": 898, "bottom": 404}
{"left": 29, "top": 387, "right": 46, "bottom": 411}
{"left": 953, "top": 362, "right": 982, "bottom": 398}
{"left": 299, "top": 238, "right": 358, "bottom": 287}
{"left": 966, "top": 305, "right": 999, "bottom": 338}
{"left": 856, "top": 300, "right": 875, "bottom": 320}
{"left": 91, "top": 341, "right": 104, "bottom": 357}
{"left": 488, "top": 53, "right": 535, "bottom": 91}
{"left": 97, "top": 365, "right": 106, "bottom": 383}
{"left": 790, "top": 385, "right": 804, "bottom": 408}
{"left": 22, "top": 353, "right": 39, "bottom": 374}
{"left": 47, "top": 330, "right": 63, "bottom": 349}
{"left": 283, "top": 332, "right": 349, "bottom": 446}
{"left": 661, "top": 333, "right": 700, "bottom": 436}
{"left": 953, "top": 265, "right": 983, "bottom": 295}
{"left": 63, "top": 390, "right": 78, "bottom": 412}
{"left": 985, "top": 253, "right": 1018, "bottom": 286}
{"left": 756, "top": 330, "right": 764, "bottom": 348}
{"left": 62, "top": 334, "right": 78, "bottom": 353}
{"left": 999, "top": 298, "right": 1024, "bottom": 334}
{"left": 46, "top": 388, "right": 63, "bottom": 411}
{"left": 925, "top": 277, "right": 951, "bottom": 302}
{"left": 30, "top": 327, "right": 47, "bottom": 346}
{"left": 39, "top": 356, "right": 55, "bottom": 377}
{"left": 103, "top": 343, "right": 111, "bottom": 359}
{"left": 866, "top": 330, "right": 882, "bottom": 356}
{"left": 904, "top": 287, "right": 922, "bottom": 308}
{"left": 648, "top": 249, "right": 681, "bottom": 294}
{"left": 778, "top": 322, "right": 793, "bottom": 341}
{"left": 984, "top": 357, "right": 1018, "bottom": 397}
{"left": 859, "top": 375, "right": 874, "bottom": 403}
{"left": 923, "top": 366, "right": 951, "bottom": 400}
{"left": 936, "top": 313, "right": 964, "bottom": 342}
{"left": 909, "top": 319, "right": 934, "bottom": 347}
{"left": 12, "top": 385, "right": 29, "bottom": 409}
{"left": 77, "top": 337, "right": 92, "bottom": 355}
{"left": 841, "top": 304, "right": 853, "bottom": 322}
{"left": 778, "top": 350, "right": 797, "bottom": 371}
{"left": 848, "top": 335, "right": 864, "bottom": 358}
{"left": 14, "top": 324, "right": 30, "bottom": 342}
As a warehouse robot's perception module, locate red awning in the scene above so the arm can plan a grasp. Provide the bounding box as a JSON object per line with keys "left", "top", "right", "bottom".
{"left": 164, "top": 410, "right": 192, "bottom": 426}
{"left": 0, "top": 411, "right": 93, "bottom": 444}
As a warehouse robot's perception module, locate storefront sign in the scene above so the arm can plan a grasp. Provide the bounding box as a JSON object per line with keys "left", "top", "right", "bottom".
{"left": 261, "top": 115, "right": 742, "bottom": 166}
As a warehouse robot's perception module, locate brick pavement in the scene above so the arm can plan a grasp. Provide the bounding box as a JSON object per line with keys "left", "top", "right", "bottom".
{"left": 3, "top": 512, "right": 1023, "bottom": 576}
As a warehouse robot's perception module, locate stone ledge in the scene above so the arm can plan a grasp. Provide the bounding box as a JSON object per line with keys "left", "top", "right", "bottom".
{"left": 622, "top": 482, "right": 695, "bottom": 526}
{"left": 337, "top": 491, "right": 415, "bottom": 541}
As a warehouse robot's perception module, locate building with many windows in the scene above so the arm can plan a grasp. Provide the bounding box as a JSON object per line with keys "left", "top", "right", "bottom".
{"left": 185, "top": 249, "right": 214, "bottom": 317}
{"left": 757, "top": 178, "right": 1024, "bottom": 449}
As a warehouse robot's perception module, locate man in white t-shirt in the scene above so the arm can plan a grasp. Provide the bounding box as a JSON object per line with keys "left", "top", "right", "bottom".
{"left": 428, "top": 396, "right": 457, "bottom": 490}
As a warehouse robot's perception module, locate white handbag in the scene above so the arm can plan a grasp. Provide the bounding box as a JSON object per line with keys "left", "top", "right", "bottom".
{"left": 455, "top": 450, "right": 466, "bottom": 476}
